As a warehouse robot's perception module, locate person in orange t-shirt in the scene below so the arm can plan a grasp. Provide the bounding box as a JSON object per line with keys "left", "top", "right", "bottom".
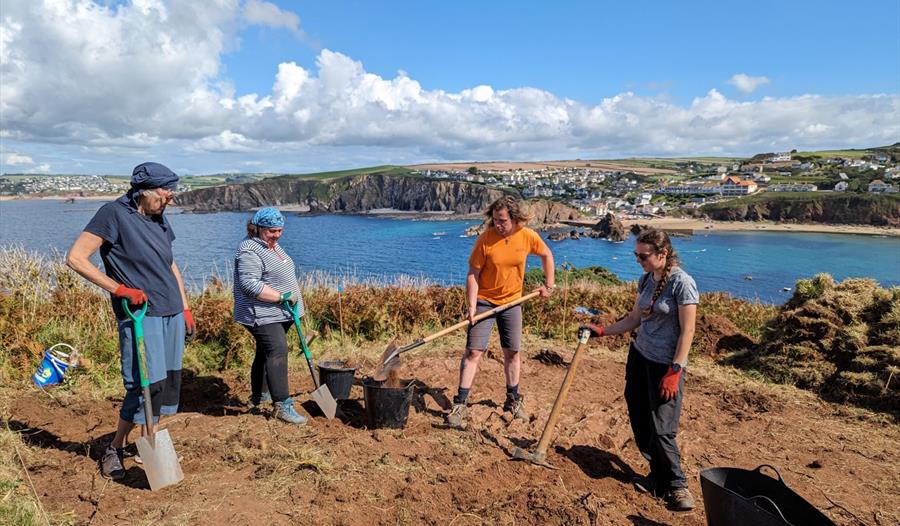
{"left": 445, "top": 196, "right": 555, "bottom": 429}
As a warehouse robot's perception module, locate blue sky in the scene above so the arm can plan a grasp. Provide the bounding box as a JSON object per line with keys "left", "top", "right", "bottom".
{"left": 1, "top": 0, "right": 898, "bottom": 174}
{"left": 228, "top": 1, "right": 900, "bottom": 103}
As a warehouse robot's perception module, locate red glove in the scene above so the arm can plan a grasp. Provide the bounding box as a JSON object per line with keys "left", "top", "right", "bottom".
{"left": 114, "top": 284, "right": 147, "bottom": 305}
{"left": 580, "top": 324, "right": 605, "bottom": 338}
{"left": 659, "top": 366, "right": 682, "bottom": 401}
{"left": 184, "top": 308, "right": 196, "bottom": 342}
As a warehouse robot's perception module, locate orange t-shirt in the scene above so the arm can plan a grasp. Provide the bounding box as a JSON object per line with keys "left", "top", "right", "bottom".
{"left": 468, "top": 226, "right": 549, "bottom": 305}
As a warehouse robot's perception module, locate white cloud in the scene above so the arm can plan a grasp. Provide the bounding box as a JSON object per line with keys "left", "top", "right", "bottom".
{"left": 242, "top": 0, "right": 303, "bottom": 37}
{"left": 0, "top": 1, "right": 897, "bottom": 172}
{"left": 728, "top": 73, "right": 771, "bottom": 94}
{"left": 4, "top": 153, "right": 35, "bottom": 165}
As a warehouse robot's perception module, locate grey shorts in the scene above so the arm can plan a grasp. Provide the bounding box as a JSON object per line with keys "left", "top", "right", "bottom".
{"left": 465, "top": 299, "right": 523, "bottom": 352}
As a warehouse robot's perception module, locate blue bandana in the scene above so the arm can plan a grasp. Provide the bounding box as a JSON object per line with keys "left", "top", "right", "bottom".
{"left": 131, "top": 162, "right": 179, "bottom": 191}
{"left": 252, "top": 207, "right": 285, "bottom": 228}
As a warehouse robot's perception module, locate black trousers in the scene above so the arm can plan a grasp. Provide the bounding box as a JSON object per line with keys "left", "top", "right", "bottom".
{"left": 244, "top": 321, "right": 293, "bottom": 403}
{"left": 624, "top": 344, "right": 687, "bottom": 490}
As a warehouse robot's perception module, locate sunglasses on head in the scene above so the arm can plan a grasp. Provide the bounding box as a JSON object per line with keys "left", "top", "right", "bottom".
{"left": 634, "top": 251, "right": 655, "bottom": 261}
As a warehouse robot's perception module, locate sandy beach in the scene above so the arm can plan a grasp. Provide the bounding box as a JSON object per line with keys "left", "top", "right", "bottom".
{"left": 619, "top": 217, "right": 900, "bottom": 237}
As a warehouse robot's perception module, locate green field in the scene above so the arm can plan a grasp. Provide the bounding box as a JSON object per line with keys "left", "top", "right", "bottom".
{"left": 279, "top": 165, "right": 416, "bottom": 181}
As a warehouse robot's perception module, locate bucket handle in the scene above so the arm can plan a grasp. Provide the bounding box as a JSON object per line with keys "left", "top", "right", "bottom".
{"left": 753, "top": 464, "right": 786, "bottom": 485}
{"left": 749, "top": 495, "right": 795, "bottom": 526}
{"left": 47, "top": 343, "right": 78, "bottom": 364}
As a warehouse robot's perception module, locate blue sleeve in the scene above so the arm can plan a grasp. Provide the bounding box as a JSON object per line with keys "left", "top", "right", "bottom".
{"left": 165, "top": 216, "right": 176, "bottom": 243}
{"left": 84, "top": 203, "right": 119, "bottom": 244}
{"left": 673, "top": 273, "right": 700, "bottom": 305}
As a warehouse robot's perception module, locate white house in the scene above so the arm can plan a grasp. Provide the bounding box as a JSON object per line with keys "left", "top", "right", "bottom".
{"left": 868, "top": 180, "right": 898, "bottom": 193}
{"left": 834, "top": 181, "right": 849, "bottom": 192}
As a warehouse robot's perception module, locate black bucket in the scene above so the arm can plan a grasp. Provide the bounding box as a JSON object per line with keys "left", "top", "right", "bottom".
{"left": 700, "top": 465, "right": 836, "bottom": 526}
{"left": 318, "top": 360, "right": 357, "bottom": 400}
{"left": 363, "top": 378, "right": 413, "bottom": 429}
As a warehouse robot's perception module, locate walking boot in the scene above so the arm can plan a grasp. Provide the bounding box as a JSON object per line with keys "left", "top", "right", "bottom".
{"left": 274, "top": 398, "right": 307, "bottom": 425}
{"left": 446, "top": 398, "right": 469, "bottom": 429}
{"left": 100, "top": 445, "right": 125, "bottom": 480}
{"left": 664, "top": 487, "right": 695, "bottom": 511}
{"left": 503, "top": 394, "right": 528, "bottom": 421}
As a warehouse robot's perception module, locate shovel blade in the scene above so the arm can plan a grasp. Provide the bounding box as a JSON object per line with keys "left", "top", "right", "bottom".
{"left": 311, "top": 384, "right": 337, "bottom": 419}
{"left": 136, "top": 429, "right": 183, "bottom": 491}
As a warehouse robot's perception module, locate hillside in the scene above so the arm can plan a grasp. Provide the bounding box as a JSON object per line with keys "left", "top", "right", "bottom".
{"left": 174, "top": 168, "right": 580, "bottom": 222}
{"left": 700, "top": 192, "right": 900, "bottom": 226}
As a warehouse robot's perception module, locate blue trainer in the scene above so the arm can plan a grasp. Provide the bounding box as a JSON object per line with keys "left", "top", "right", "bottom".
{"left": 274, "top": 398, "right": 307, "bottom": 425}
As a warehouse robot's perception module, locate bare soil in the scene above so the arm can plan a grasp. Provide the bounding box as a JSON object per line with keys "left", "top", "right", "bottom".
{"left": 5, "top": 339, "right": 898, "bottom": 526}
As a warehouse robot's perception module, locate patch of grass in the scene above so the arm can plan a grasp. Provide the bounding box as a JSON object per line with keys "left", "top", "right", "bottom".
{"left": 277, "top": 165, "right": 416, "bottom": 181}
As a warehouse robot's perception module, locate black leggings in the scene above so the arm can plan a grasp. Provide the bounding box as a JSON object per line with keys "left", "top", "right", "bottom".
{"left": 244, "top": 321, "right": 293, "bottom": 403}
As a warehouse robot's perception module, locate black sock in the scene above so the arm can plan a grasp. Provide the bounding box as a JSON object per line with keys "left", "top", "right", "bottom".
{"left": 506, "top": 384, "right": 519, "bottom": 398}
{"left": 456, "top": 387, "right": 470, "bottom": 403}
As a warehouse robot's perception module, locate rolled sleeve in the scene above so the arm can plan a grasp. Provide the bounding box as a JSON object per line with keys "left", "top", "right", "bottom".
{"left": 673, "top": 274, "right": 700, "bottom": 305}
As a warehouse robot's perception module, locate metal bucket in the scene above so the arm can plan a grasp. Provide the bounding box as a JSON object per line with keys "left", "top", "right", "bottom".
{"left": 699, "top": 465, "right": 836, "bottom": 526}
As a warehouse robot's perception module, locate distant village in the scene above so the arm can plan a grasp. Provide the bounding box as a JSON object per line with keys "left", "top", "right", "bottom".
{"left": 414, "top": 151, "right": 900, "bottom": 218}
{"left": 3, "top": 150, "right": 899, "bottom": 219}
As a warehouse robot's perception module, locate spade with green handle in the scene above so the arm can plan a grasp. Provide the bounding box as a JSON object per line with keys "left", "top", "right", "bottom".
{"left": 284, "top": 299, "right": 337, "bottom": 419}
{"left": 122, "top": 299, "right": 184, "bottom": 491}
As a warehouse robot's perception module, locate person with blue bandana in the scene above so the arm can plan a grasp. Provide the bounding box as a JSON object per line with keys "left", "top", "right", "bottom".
{"left": 233, "top": 207, "right": 308, "bottom": 425}
{"left": 66, "top": 162, "right": 194, "bottom": 481}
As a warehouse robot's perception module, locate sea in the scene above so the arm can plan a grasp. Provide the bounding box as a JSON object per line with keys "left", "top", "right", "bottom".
{"left": 1, "top": 198, "right": 898, "bottom": 304}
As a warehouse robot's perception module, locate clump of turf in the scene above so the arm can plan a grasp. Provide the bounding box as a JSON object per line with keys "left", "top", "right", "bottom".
{"left": 729, "top": 273, "right": 900, "bottom": 414}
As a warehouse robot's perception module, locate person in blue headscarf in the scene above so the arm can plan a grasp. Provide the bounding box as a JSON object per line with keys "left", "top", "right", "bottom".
{"left": 66, "top": 162, "right": 194, "bottom": 481}
{"left": 232, "top": 207, "right": 308, "bottom": 425}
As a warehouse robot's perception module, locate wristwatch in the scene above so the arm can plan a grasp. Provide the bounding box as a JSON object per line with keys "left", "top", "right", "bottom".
{"left": 545, "top": 283, "right": 556, "bottom": 290}
{"left": 670, "top": 362, "right": 684, "bottom": 373}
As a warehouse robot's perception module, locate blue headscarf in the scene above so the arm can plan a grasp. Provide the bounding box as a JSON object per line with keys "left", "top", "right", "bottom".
{"left": 131, "top": 162, "right": 179, "bottom": 191}
{"left": 252, "top": 207, "right": 285, "bottom": 228}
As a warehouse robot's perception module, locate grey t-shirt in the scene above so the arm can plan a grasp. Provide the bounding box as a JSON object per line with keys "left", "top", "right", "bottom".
{"left": 634, "top": 267, "right": 699, "bottom": 365}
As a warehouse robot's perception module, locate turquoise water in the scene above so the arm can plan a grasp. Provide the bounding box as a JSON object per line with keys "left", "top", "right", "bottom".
{"left": 1, "top": 199, "right": 898, "bottom": 304}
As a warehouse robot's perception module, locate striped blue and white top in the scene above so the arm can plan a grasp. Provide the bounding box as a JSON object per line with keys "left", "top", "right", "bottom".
{"left": 233, "top": 237, "right": 305, "bottom": 326}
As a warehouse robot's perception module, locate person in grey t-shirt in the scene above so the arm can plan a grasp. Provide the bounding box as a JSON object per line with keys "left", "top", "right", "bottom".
{"left": 580, "top": 228, "right": 699, "bottom": 511}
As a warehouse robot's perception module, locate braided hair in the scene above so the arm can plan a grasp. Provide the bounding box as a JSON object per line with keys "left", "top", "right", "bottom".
{"left": 636, "top": 228, "right": 679, "bottom": 316}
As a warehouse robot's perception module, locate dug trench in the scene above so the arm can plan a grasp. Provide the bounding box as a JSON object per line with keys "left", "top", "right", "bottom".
{"left": 4, "top": 336, "right": 898, "bottom": 526}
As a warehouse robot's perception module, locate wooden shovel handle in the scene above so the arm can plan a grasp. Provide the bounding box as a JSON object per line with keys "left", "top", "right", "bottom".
{"left": 422, "top": 290, "right": 542, "bottom": 345}
{"left": 533, "top": 329, "right": 592, "bottom": 456}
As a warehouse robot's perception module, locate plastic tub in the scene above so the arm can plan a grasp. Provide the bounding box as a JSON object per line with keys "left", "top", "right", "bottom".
{"left": 363, "top": 378, "right": 413, "bottom": 429}
{"left": 318, "top": 360, "right": 357, "bottom": 400}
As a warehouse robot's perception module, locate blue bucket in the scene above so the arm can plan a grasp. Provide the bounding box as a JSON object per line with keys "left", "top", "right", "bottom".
{"left": 32, "top": 344, "right": 78, "bottom": 388}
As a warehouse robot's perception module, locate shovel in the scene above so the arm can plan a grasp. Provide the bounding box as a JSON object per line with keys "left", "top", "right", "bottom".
{"left": 284, "top": 300, "right": 337, "bottom": 420}
{"left": 122, "top": 300, "right": 184, "bottom": 491}
{"left": 374, "top": 290, "right": 541, "bottom": 381}
{"left": 511, "top": 328, "right": 591, "bottom": 468}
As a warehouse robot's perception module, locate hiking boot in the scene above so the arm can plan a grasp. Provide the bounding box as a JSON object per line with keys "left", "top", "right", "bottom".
{"left": 100, "top": 445, "right": 125, "bottom": 480}
{"left": 274, "top": 398, "right": 307, "bottom": 425}
{"left": 446, "top": 401, "right": 469, "bottom": 429}
{"left": 664, "top": 487, "right": 695, "bottom": 511}
{"left": 503, "top": 394, "right": 528, "bottom": 421}
{"left": 632, "top": 474, "right": 659, "bottom": 497}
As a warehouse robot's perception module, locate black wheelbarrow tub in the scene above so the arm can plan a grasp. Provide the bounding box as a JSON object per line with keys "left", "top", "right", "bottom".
{"left": 699, "top": 465, "right": 836, "bottom": 526}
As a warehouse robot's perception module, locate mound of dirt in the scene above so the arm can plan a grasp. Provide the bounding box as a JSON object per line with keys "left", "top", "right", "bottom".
{"left": 693, "top": 314, "right": 757, "bottom": 357}
{"left": 729, "top": 274, "right": 900, "bottom": 413}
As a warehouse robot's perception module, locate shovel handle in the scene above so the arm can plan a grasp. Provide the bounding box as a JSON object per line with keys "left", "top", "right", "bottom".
{"left": 385, "top": 290, "right": 542, "bottom": 363}
{"left": 122, "top": 300, "right": 155, "bottom": 436}
{"left": 532, "top": 329, "right": 591, "bottom": 456}
{"left": 285, "top": 301, "right": 321, "bottom": 388}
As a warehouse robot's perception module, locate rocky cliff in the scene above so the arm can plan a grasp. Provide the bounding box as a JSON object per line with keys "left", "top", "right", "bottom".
{"left": 174, "top": 172, "right": 580, "bottom": 222}
{"left": 700, "top": 194, "right": 900, "bottom": 227}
